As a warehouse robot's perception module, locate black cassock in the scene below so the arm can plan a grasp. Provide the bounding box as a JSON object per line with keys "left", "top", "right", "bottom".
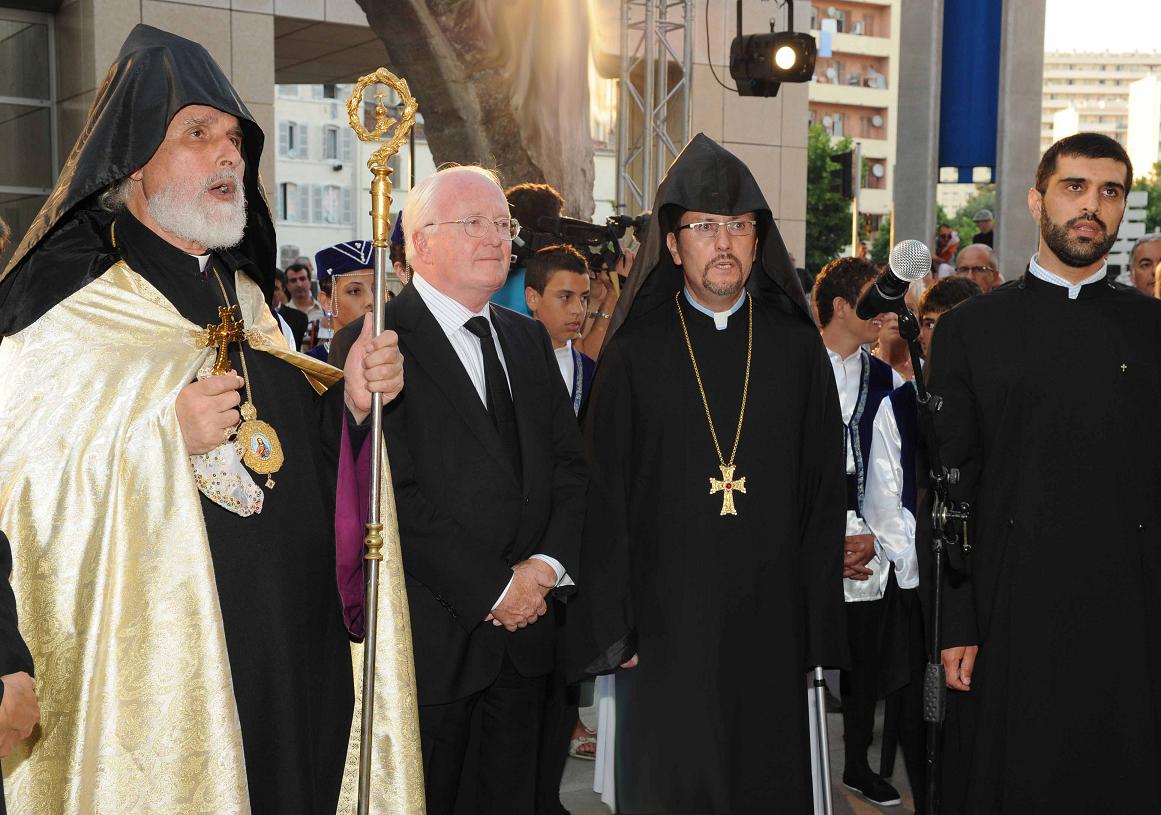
{"left": 929, "top": 271, "right": 1161, "bottom": 814}
{"left": 117, "top": 211, "right": 355, "bottom": 813}
{"left": 578, "top": 294, "right": 846, "bottom": 813}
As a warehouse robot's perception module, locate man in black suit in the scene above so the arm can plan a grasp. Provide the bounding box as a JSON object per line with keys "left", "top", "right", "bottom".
{"left": 271, "top": 269, "right": 308, "bottom": 350}
{"left": 336, "top": 165, "right": 587, "bottom": 815}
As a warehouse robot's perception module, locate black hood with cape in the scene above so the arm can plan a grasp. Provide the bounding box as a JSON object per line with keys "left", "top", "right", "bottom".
{"left": 0, "top": 24, "right": 276, "bottom": 336}
{"left": 604, "top": 132, "right": 813, "bottom": 350}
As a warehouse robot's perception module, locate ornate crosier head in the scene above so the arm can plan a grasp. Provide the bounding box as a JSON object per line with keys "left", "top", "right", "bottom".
{"left": 346, "top": 68, "right": 419, "bottom": 249}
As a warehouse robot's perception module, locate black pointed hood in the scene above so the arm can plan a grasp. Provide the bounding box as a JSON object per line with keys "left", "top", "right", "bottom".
{"left": 0, "top": 24, "right": 275, "bottom": 335}
{"left": 606, "top": 133, "right": 813, "bottom": 347}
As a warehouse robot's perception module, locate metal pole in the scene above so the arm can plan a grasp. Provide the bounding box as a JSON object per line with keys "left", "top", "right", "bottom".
{"left": 345, "top": 70, "right": 418, "bottom": 815}
{"left": 616, "top": 0, "right": 631, "bottom": 211}
{"left": 851, "top": 141, "right": 862, "bottom": 256}
{"left": 642, "top": 0, "right": 656, "bottom": 210}
{"left": 813, "top": 666, "right": 835, "bottom": 815}
{"left": 682, "top": 0, "right": 694, "bottom": 147}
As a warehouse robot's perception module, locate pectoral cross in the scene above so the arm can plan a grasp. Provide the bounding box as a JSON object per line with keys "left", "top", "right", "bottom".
{"left": 206, "top": 304, "right": 243, "bottom": 375}
{"left": 709, "top": 464, "right": 747, "bottom": 516}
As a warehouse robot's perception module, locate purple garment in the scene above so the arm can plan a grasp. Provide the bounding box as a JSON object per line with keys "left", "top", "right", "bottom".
{"left": 334, "top": 417, "right": 371, "bottom": 639}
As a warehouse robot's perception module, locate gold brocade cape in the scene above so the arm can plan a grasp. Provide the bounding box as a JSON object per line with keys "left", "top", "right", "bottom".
{"left": 0, "top": 262, "right": 425, "bottom": 814}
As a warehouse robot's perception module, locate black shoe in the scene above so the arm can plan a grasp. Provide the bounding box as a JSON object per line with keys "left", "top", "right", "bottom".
{"left": 842, "top": 769, "right": 902, "bottom": 806}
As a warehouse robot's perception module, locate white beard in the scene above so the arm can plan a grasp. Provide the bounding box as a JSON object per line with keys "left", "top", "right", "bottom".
{"left": 147, "top": 171, "right": 247, "bottom": 251}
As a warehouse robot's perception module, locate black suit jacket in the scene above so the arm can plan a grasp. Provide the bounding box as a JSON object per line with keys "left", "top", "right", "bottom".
{"left": 275, "top": 304, "right": 308, "bottom": 351}
{"left": 336, "top": 285, "right": 587, "bottom": 705}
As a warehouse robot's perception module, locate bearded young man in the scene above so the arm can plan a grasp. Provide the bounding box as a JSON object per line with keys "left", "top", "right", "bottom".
{"left": 0, "top": 26, "right": 422, "bottom": 813}
{"left": 929, "top": 132, "right": 1161, "bottom": 813}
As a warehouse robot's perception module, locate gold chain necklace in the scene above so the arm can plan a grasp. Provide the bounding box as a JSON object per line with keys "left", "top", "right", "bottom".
{"left": 210, "top": 268, "right": 284, "bottom": 488}
{"left": 674, "top": 291, "right": 752, "bottom": 516}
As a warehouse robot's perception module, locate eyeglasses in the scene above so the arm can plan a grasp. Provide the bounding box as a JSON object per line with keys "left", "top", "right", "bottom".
{"left": 956, "top": 265, "right": 996, "bottom": 275}
{"left": 678, "top": 220, "right": 757, "bottom": 238}
{"left": 426, "top": 216, "right": 520, "bottom": 240}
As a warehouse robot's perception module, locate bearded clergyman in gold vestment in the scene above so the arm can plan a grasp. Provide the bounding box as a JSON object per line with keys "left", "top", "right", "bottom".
{"left": 0, "top": 25, "right": 424, "bottom": 814}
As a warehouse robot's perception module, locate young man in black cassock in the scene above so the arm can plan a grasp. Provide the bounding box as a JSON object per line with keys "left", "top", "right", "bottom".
{"left": 930, "top": 132, "right": 1161, "bottom": 814}
{"left": 571, "top": 134, "right": 848, "bottom": 814}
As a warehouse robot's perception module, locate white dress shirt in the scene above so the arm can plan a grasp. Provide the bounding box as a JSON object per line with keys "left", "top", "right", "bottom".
{"left": 826, "top": 345, "right": 904, "bottom": 599}
{"left": 861, "top": 395, "right": 920, "bottom": 589}
{"left": 554, "top": 340, "right": 575, "bottom": 392}
{"left": 1028, "top": 253, "right": 1107, "bottom": 299}
{"left": 411, "top": 272, "right": 570, "bottom": 606}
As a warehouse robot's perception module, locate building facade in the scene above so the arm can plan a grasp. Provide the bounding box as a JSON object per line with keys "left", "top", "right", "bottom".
{"left": 1041, "top": 51, "right": 1161, "bottom": 155}
{"left": 807, "top": 0, "right": 900, "bottom": 226}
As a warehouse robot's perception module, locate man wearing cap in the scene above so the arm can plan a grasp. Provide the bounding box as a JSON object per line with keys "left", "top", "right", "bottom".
{"left": 571, "top": 133, "right": 847, "bottom": 813}
{"left": 970, "top": 208, "right": 995, "bottom": 247}
{"left": 308, "top": 239, "right": 379, "bottom": 363}
{"left": 0, "top": 26, "right": 421, "bottom": 813}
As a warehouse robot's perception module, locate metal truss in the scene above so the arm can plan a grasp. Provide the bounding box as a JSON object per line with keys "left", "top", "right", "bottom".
{"left": 616, "top": 0, "right": 695, "bottom": 214}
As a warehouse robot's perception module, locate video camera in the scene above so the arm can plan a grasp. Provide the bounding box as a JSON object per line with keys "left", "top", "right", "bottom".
{"left": 511, "top": 212, "right": 650, "bottom": 273}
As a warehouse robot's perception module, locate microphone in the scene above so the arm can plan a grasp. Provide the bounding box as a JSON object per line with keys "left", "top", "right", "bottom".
{"left": 855, "top": 239, "right": 931, "bottom": 319}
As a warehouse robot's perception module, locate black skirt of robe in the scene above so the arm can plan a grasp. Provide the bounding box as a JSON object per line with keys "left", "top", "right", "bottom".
{"left": 117, "top": 212, "right": 354, "bottom": 814}
{"left": 928, "top": 272, "right": 1161, "bottom": 814}
{"left": 573, "top": 295, "right": 847, "bottom": 814}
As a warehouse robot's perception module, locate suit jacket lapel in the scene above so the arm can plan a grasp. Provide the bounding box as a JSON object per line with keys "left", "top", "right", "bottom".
{"left": 395, "top": 288, "right": 520, "bottom": 485}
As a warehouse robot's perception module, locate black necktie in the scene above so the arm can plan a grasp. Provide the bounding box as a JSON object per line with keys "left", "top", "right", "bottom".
{"left": 464, "top": 316, "right": 521, "bottom": 477}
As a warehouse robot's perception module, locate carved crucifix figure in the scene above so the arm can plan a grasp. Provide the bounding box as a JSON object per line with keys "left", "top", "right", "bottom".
{"left": 206, "top": 304, "right": 243, "bottom": 375}
{"left": 709, "top": 464, "right": 747, "bottom": 516}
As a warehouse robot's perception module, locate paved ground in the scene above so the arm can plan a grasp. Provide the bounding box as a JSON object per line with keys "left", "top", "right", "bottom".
{"left": 558, "top": 697, "right": 916, "bottom": 815}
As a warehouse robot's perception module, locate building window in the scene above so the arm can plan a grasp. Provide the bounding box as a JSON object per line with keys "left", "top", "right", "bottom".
{"left": 321, "top": 184, "right": 340, "bottom": 224}
{"left": 0, "top": 9, "right": 56, "bottom": 269}
{"left": 323, "top": 83, "right": 337, "bottom": 99}
{"left": 278, "top": 182, "right": 300, "bottom": 222}
{"left": 279, "top": 121, "right": 309, "bottom": 159}
{"left": 324, "top": 126, "right": 339, "bottom": 160}
{"left": 280, "top": 245, "right": 301, "bottom": 269}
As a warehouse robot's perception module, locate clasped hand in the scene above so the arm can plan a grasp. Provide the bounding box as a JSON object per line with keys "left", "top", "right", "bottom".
{"left": 843, "top": 533, "right": 876, "bottom": 580}
{"left": 485, "top": 560, "right": 557, "bottom": 632}
{"left": 0, "top": 671, "right": 40, "bottom": 757}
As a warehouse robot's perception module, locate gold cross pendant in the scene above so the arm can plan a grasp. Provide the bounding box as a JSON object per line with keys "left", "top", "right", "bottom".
{"left": 206, "top": 304, "right": 244, "bottom": 375}
{"left": 709, "top": 464, "right": 747, "bottom": 516}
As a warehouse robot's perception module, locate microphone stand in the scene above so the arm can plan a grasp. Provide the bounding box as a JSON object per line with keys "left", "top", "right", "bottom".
{"left": 894, "top": 308, "right": 970, "bottom": 815}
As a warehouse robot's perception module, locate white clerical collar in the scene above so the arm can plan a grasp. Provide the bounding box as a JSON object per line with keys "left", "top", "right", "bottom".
{"left": 1028, "top": 253, "right": 1107, "bottom": 300}
{"left": 193, "top": 253, "right": 210, "bottom": 273}
{"left": 682, "top": 288, "right": 747, "bottom": 330}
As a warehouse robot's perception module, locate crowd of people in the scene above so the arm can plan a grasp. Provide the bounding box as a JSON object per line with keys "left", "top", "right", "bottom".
{"left": 1, "top": 24, "right": 1161, "bottom": 815}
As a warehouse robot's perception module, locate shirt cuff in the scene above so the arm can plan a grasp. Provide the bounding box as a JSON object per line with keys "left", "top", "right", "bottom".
{"left": 490, "top": 554, "right": 575, "bottom": 610}
{"left": 530, "top": 553, "right": 573, "bottom": 588}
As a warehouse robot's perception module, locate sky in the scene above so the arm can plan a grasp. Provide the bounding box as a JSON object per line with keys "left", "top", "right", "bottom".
{"left": 1044, "top": 0, "right": 1161, "bottom": 52}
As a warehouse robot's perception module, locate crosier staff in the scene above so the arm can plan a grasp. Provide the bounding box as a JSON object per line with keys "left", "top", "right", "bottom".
{"left": 345, "top": 69, "right": 418, "bottom": 815}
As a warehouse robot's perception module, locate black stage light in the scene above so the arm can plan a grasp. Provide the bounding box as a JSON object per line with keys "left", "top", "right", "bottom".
{"left": 729, "top": 30, "right": 818, "bottom": 97}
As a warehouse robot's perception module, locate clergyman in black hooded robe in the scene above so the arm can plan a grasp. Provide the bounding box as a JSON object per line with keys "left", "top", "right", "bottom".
{"left": 0, "top": 26, "right": 423, "bottom": 814}
{"left": 570, "top": 134, "right": 848, "bottom": 813}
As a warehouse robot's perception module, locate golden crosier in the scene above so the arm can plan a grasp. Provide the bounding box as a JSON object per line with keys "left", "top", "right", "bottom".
{"left": 345, "top": 69, "right": 418, "bottom": 249}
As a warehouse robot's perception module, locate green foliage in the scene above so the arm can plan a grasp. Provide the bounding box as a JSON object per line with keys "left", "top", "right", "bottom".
{"left": 805, "top": 124, "right": 853, "bottom": 273}
{"left": 870, "top": 215, "right": 891, "bottom": 265}
{"left": 1132, "top": 162, "right": 1161, "bottom": 233}
{"left": 933, "top": 185, "right": 996, "bottom": 253}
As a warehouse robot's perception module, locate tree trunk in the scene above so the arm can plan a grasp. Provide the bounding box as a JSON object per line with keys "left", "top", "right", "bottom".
{"left": 357, "top": 0, "right": 596, "bottom": 218}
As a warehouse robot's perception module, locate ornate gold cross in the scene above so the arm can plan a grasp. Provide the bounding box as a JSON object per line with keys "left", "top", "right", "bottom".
{"left": 709, "top": 464, "right": 747, "bottom": 516}
{"left": 206, "top": 304, "right": 243, "bottom": 375}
